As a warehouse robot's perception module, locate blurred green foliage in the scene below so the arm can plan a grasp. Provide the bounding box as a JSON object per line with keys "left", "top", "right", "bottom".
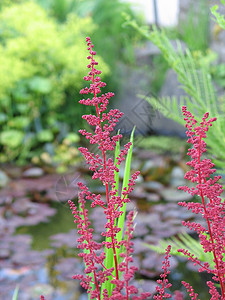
{"left": 38, "top": 0, "right": 143, "bottom": 88}
{"left": 128, "top": 14, "right": 225, "bottom": 169}
{"left": 150, "top": 55, "right": 169, "bottom": 95}
{"left": 0, "top": 1, "right": 108, "bottom": 165}
{"left": 0, "top": 0, "right": 142, "bottom": 167}
{"left": 191, "top": 49, "right": 225, "bottom": 90}
{"left": 137, "top": 136, "right": 186, "bottom": 154}
{"left": 79, "top": 0, "right": 142, "bottom": 66}
{"left": 38, "top": 0, "right": 78, "bottom": 22}
{"left": 178, "top": 0, "right": 209, "bottom": 52}
{"left": 211, "top": 0, "right": 225, "bottom": 30}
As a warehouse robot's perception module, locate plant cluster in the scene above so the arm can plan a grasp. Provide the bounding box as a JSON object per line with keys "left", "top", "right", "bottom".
{"left": 67, "top": 37, "right": 152, "bottom": 300}
{"left": 177, "top": 106, "right": 225, "bottom": 298}
{"left": 178, "top": 0, "right": 209, "bottom": 52}
{"left": 9, "top": 1, "right": 225, "bottom": 299}
{"left": 0, "top": 0, "right": 142, "bottom": 166}
{"left": 126, "top": 1, "right": 225, "bottom": 170}
{"left": 37, "top": 0, "right": 142, "bottom": 67}
{"left": 0, "top": 1, "right": 108, "bottom": 165}
{"left": 39, "top": 37, "right": 224, "bottom": 300}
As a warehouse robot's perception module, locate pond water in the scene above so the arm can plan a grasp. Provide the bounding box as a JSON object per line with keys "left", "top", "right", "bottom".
{"left": 16, "top": 202, "right": 73, "bottom": 251}
{"left": 0, "top": 151, "right": 214, "bottom": 299}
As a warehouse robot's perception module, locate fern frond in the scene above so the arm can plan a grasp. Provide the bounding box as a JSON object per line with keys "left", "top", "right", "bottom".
{"left": 144, "top": 232, "right": 214, "bottom": 268}
{"left": 148, "top": 28, "right": 218, "bottom": 114}
{"left": 211, "top": 3, "right": 225, "bottom": 30}
{"left": 127, "top": 21, "right": 225, "bottom": 168}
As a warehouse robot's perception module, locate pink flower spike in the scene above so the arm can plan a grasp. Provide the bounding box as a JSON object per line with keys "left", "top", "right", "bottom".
{"left": 68, "top": 37, "right": 148, "bottom": 299}
{"left": 179, "top": 106, "right": 225, "bottom": 298}
{"left": 153, "top": 245, "right": 172, "bottom": 300}
{"left": 181, "top": 281, "right": 200, "bottom": 300}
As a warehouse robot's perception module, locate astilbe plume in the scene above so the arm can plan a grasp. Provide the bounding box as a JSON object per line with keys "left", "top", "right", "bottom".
{"left": 178, "top": 106, "right": 225, "bottom": 299}
{"left": 181, "top": 281, "right": 199, "bottom": 300}
{"left": 153, "top": 245, "right": 172, "bottom": 300}
{"left": 68, "top": 37, "right": 151, "bottom": 300}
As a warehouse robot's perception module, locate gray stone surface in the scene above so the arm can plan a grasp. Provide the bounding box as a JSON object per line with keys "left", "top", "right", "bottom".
{"left": 151, "top": 68, "right": 186, "bottom": 137}
{"left": 114, "top": 0, "right": 225, "bottom": 137}
{"left": 143, "top": 181, "right": 164, "bottom": 192}
{"left": 170, "top": 166, "right": 186, "bottom": 187}
{"left": 0, "top": 170, "right": 9, "bottom": 188}
{"left": 23, "top": 167, "right": 44, "bottom": 178}
{"left": 112, "top": 62, "right": 153, "bottom": 135}
{"left": 114, "top": 42, "right": 187, "bottom": 137}
{"left": 159, "top": 187, "right": 192, "bottom": 202}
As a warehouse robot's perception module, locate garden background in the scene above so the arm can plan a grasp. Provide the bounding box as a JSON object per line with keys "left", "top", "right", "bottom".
{"left": 0, "top": 0, "right": 225, "bottom": 299}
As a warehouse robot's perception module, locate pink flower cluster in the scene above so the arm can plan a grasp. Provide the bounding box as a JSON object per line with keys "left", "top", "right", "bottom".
{"left": 68, "top": 37, "right": 152, "bottom": 300}
{"left": 153, "top": 245, "right": 172, "bottom": 300}
{"left": 178, "top": 106, "right": 225, "bottom": 299}
{"left": 40, "top": 38, "right": 225, "bottom": 300}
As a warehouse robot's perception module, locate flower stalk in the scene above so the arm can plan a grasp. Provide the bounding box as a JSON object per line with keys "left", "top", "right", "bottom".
{"left": 69, "top": 37, "right": 151, "bottom": 300}
{"left": 40, "top": 39, "right": 224, "bottom": 300}
{"left": 178, "top": 106, "right": 225, "bottom": 299}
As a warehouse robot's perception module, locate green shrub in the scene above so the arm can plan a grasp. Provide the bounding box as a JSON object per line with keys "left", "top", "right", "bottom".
{"left": 127, "top": 9, "right": 225, "bottom": 170}
{"left": 72, "top": 0, "right": 144, "bottom": 91}
{"left": 178, "top": 0, "right": 209, "bottom": 52}
{"left": 0, "top": 1, "right": 108, "bottom": 164}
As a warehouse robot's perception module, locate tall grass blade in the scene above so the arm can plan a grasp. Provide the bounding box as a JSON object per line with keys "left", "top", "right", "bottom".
{"left": 12, "top": 285, "right": 19, "bottom": 300}
{"left": 101, "top": 134, "right": 120, "bottom": 297}
{"left": 117, "top": 127, "right": 135, "bottom": 244}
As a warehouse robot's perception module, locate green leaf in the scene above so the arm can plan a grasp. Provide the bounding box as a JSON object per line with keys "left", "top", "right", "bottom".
{"left": 117, "top": 127, "right": 135, "bottom": 244}
{"left": 37, "top": 130, "right": 54, "bottom": 142}
{"left": 101, "top": 132, "right": 120, "bottom": 298}
{"left": 16, "top": 104, "right": 30, "bottom": 114}
{"left": 12, "top": 285, "right": 19, "bottom": 300}
{"left": 64, "top": 132, "right": 79, "bottom": 143}
{"left": 8, "top": 116, "right": 29, "bottom": 129}
{"left": 0, "top": 130, "right": 24, "bottom": 148}
{"left": 13, "top": 85, "right": 30, "bottom": 103}
{"left": 114, "top": 130, "right": 120, "bottom": 198}
{"left": 211, "top": 5, "right": 225, "bottom": 29}
{"left": 28, "top": 76, "right": 52, "bottom": 94}
{"left": 129, "top": 23, "right": 225, "bottom": 168}
{"left": 113, "top": 127, "right": 135, "bottom": 284}
{"left": 0, "top": 113, "right": 7, "bottom": 124}
{"left": 144, "top": 232, "right": 215, "bottom": 268}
